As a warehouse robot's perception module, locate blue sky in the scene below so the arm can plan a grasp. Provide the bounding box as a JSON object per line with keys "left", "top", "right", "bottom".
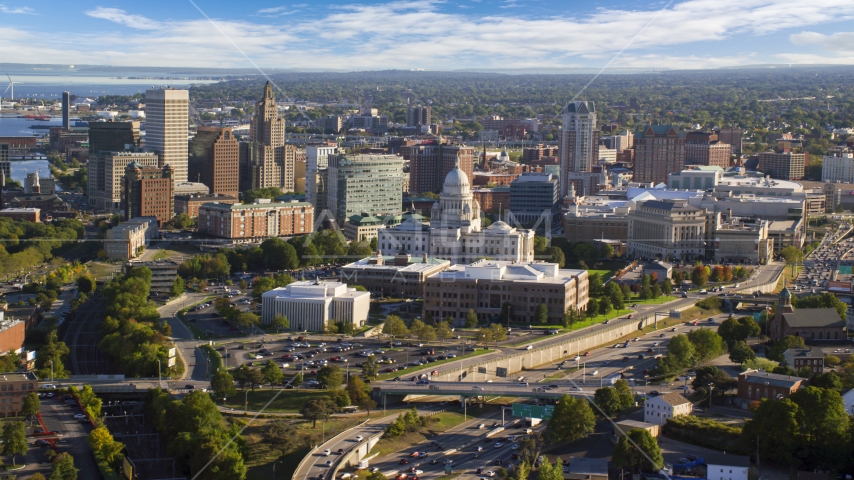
{"left": 0, "top": 0, "right": 853, "bottom": 70}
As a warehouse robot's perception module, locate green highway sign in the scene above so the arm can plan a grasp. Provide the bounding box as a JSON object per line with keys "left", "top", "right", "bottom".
{"left": 512, "top": 403, "right": 554, "bottom": 419}
{"left": 841, "top": 266, "right": 853, "bottom": 275}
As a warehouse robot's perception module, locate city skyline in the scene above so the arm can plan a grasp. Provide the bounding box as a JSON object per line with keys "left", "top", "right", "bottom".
{"left": 0, "top": 0, "right": 850, "bottom": 70}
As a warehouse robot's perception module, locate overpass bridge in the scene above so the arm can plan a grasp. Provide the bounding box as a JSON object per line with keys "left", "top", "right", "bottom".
{"left": 373, "top": 380, "right": 596, "bottom": 401}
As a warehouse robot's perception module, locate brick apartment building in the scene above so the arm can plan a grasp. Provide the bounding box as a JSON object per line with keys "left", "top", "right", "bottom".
{"left": 758, "top": 151, "right": 808, "bottom": 181}
{"left": 123, "top": 162, "right": 174, "bottom": 226}
{"left": 633, "top": 125, "right": 686, "bottom": 184}
{"left": 404, "top": 143, "right": 475, "bottom": 194}
{"left": 0, "top": 372, "right": 39, "bottom": 417}
{"left": 174, "top": 193, "right": 238, "bottom": 218}
{"left": 472, "top": 187, "right": 510, "bottom": 214}
{"left": 188, "top": 126, "right": 240, "bottom": 198}
{"left": 737, "top": 370, "right": 804, "bottom": 405}
{"left": 198, "top": 199, "right": 314, "bottom": 241}
{"left": 684, "top": 131, "right": 731, "bottom": 168}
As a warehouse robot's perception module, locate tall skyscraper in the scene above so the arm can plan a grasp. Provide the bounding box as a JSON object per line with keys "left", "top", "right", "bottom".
{"left": 306, "top": 143, "right": 338, "bottom": 213}
{"left": 407, "top": 144, "right": 475, "bottom": 194}
{"left": 560, "top": 101, "right": 599, "bottom": 198}
{"left": 188, "top": 127, "right": 240, "bottom": 198}
{"left": 61, "top": 92, "right": 70, "bottom": 130}
{"left": 145, "top": 88, "right": 189, "bottom": 184}
{"left": 240, "top": 82, "right": 295, "bottom": 191}
{"left": 406, "top": 105, "right": 431, "bottom": 127}
{"left": 0, "top": 143, "right": 9, "bottom": 182}
{"left": 89, "top": 121, "right": 141, "bottom": 155}
{"left": 90, "top": 151, "right": 159, "bottom": 212}
{"left": 327, "top": 153, "right": 404, "bottom": 225}
{"left": 633, "top": 125, "right": 686, "bottom": 185}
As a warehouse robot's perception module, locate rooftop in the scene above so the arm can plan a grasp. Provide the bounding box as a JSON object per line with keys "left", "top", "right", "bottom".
{"left": 740, "top": 370, "right": 803, "bottom": 388}
{"left": 0, "top": 208, "right": 39, "bottom": 214}
{"left": 343, "top": 256, "right": 450, "bottom": 272}
{"left": 564, "top": 457, "right": 607, "bottom": 476}
{"left": 654, "top": 392, "right": 691, "bottom": 406}
{"left": 431, "top": 260, "right": 586, "bottom": 285}
{"left": 782, "top": 308, "right": 844, "bottom": 328}
{"left": 0, "top": 372, "right": 39, "bottom": 383}
{"left": 703, "top": 453, "right": 751, "bottom": 468}
{"left": 201, "top": 201, "right": 312, "bottom": 210}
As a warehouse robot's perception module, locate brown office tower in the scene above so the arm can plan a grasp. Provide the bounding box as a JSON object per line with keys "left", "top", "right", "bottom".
{"left": 718, "top": 127, "right": 743, "bottom": 155}
{"left": 239, "top": 82, "right": 295, "bottom": 191}
{"left": 407, "top": 144, "right": 474, "bottom": 194}
{"left": 684, "top": 131, "right": 731, "bottom": 168}
{"left": 124, "top": 162, "right": 174, "bottom": 226}
{"left": 633, "top": 125, "right": 686, "bottom": 184}
{"left": 188, "top": 127, "right": 239, "bottom": 198}
{"left": 758, "top": 151, "right": 807, "bottom": 181}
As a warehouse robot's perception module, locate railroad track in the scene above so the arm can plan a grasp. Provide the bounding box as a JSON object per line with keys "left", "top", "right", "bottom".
{"left": 63, "top": 297, "right": 111, "bottom": 375}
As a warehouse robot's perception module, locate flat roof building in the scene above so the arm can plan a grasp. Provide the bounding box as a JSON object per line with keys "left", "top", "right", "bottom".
{"left": 105, "top": 217, "right": 158, "bottom": 261}
{"left": 0, "top": 371, "right": 39, "bottom": 417}
{"left": 261, "top": 280, "right": 370, "bottom": 331}
{"left": 341, "top": 253, "right": 451, "bottom": 298}
{"left": 198, "top": 199, "right": 313, "bottom": 241}
{"left": 423, "top": 260, "right": 588, "bottom": 325}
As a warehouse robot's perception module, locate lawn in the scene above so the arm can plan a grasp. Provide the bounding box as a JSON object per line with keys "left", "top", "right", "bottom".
{"left": 86, "top": 261, "right": 121, "bottom": 280}
{"left": 543, "top": 367, "right": 579, "bottom": 380}
{"left": 375, "top": 348, "right": 495, "bottom": 381}
{"left": 588, "top": 269, "right": 616, "bottom": 280}
{"left": 774, "top": 265, "right": 801, "bottom": 294}
{"left": 221, "top": 388, "right": 338, "bottom": 413}
{"left": 370, "top": 407, "right": 489, "bottom": 458}
{"left": 628, "top": 295, "right": 677, "bottom": 305}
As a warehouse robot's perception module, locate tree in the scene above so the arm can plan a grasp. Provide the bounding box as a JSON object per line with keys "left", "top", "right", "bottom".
{"left": 717, "top": 317, "right": 761, "bottom": 347}
{"left": 22, "top": 392, "right": 40, "bottom": 425}
{"left": 586, "top": 297, "right": 599, "bottom": 319}
{"left": 728, "top": 341, "right": 756, "bottom": 365}
{"left": 418, "top": 325, "right": 437, "bottom": 342}
{"left": 741, "top": 399, "right": 802, "bottom": 471}
{"left": 170, "top": 276, "right": 184, "bottom": 297}
{"left": 458, "top": 308, "right": 478, "bottom": 328}
{"left": 779, "top": 245, "right": 804, "bottom": 266}
{"left": 562, "top": 309, "right": 578, "bottom": 330}
{"left": 811, "top": 371, "right": 843, "bottom": 391}
{"left": 436, "top": 321, "right": 452, "bottom": 342}
{"left": 50, "top": 452, "right": 79, "bottom": 480}
{"left": 536, "top": 456, "right": 563, "bottom": 480}
{"left": 614, "top": 379, "right": 634, "bottom": 409}
{"left": 488, "top": 323, "right": 507, "bottom": 344}
{"left": 588, "top": 273, "right": 603, "bottom": 297}
{"left": 661, "top": 334, "right": 696, "bottom": 371}
{"left": 687, "top": 328, "right": 726, "bottom": 363}
{"left": 409, "top": 319, "right": 425, "bottom": 339}
{"left": 358, "top": 396, "right": 378, "bottom": 417}
{"left": 262, "top": 420, "right": 302, "bottom": 455}
{"left": 361, "top": 355, "right": 379, "bottom": 378}
{"left": 88, "top": 426, "right": 124, "bottom": 467}
{"left": 240, "top": 368, "right": 263, "bottom": 390}
{"left": 607, "top": 282, "right": 625, "bottom": 310}
{"left": 292, "top": 372, "right": 303, "bottom": 388}
{"left": 261, "top": 360, "right": 284, "bottom": 386}
{"left": 499, "top": 302, "right": 515, "bottom": 325}
{"left": 1, "top": 421, "right": 27, "bottom": 465}
{"left": 545, "top": 395, "right": 595, "bottom": 444}
{"left": 77, "top": 274, "right": 95, "bottom": 294}
{"left": 612, "top": 428, "right": 663, "bottom": 474}
{"left": 594, "top": 387, "right": 623, "bottom": 417}
{"left": 547, "top": 247, "right": 565, "bottom": 268}
{"left": 383, "top": 315, "right": 408, "bottom": 339}
{"left": 650, "top": 282, "right": 661, "bottom": 299}
{"left": 710, "top": 266, "right": 724, "bottom": 283}
{"left": 598, "top": 296, "right": 613, "bottom": 315}
{"left": 346, "top": 375, "right": 368, "bottom": 405}
{"left": 260, "top": 238, "right": 299, "bottom": 271}
{"left": 690, "top": 366, "right": 737, "bottom": 392}
{"left": 301, "top": 398, "right": 335, "bottom": 427}
{"left": 661, "top": 279, "right": 673, "bottom": 295}
{"left": 768, "top": 335, "right": 806, "bottom": 362}
{"left": 210, "top": 370, "right": 237, "bottom": 399}
{"left": 317, "top": 365, "right": 344, "bottom": 389}
{"left": 271, "top": 314, "right": 289, "bottom": 333}
{"left": 691, "top": 264, "right": 708, "bottom": 287}
{"left": 535, "top": 303, "right": 549, "bottom": 324}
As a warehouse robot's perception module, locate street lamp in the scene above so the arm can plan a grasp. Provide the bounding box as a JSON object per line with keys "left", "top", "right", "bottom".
{"left": 245, "top": 390, "right": 249, "bottom": 413}
{"left": 157, "top": 359, "right": 162, "bottom": 389}
{"left": 272, "top": 460, "right": 284, "bottom": 480}
{"left": 708, "top": 383, "right": 714, "bottom": 409}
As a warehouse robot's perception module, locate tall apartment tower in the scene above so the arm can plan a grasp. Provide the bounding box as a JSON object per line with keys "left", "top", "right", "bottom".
{"left": 240, "top": 82, "right": 295, "bottom": 191}
{"left": 560, "top": 101, "right": 599, "bottom": 198}
{"left": 0, "top": 143, "right": 9, "bottom": 182}
{"left": 406, "top": 105, "right": 431, "bottom": 127}
{"left": 684, "top": 131, "right": 731, "bottom": 168}
{"left": 124, "top": 162, "right": 175, "bottom": 226}
{"left": 327, "top": 153, "right": 404, "bottom": 225}
{"left": 633, "top": 125, "right": 686, "bottom": 185}
{"left": 407, "top": 144, "right": 475, "bottom": 194}
{"left": 145, "top": 88, "right": 189, "bottom": 184}
{"left": 718, "top": 127, "right": 743, "bottom": 155}
{"left": 188, "top": 127, "right": 240, "bottom": 199}
{"left": 61, "top": 92, "right": 70, "bottom": 130}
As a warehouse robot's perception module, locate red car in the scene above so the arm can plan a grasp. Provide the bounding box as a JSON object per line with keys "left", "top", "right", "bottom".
{"left": 399, "top": 459, "right": 409, "bottom": 465}
{"left": 396, "top": 475, "right": 408, "bottom": 480}
{"left": 584, "top": 352, "right": 591, "bottom": 356}
{"left": 409, "top": 452, "right": 419, "bottom": 458}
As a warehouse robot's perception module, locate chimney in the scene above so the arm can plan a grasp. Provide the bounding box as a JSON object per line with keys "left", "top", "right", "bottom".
{"left": 422, "top": 253, "right": 428, "bottom": 264}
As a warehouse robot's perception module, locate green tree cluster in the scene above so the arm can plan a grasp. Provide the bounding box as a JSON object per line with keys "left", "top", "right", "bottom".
{"left": 386, "top": 408, "right": 428, "bottom": 438}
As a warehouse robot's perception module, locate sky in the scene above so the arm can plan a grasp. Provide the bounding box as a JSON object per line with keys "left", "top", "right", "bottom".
{"left": 0, "top": 0, "right": 853, "bottom": 71}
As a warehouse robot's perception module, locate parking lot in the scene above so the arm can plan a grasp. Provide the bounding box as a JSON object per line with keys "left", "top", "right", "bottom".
{"left": 211, "top": 336, "right": 475, "bottom": 381}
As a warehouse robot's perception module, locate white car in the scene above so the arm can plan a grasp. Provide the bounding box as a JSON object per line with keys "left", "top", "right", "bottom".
{"left": 478, "top": 423, "right": 485, "bottom": 429}
{"left": 323, "top": 449, "right": 331, "bottom": 456}
{"left": 413, "top": 470, "right": 424, "bottom": 475}
{"left": 573, "top": 355, "right": 581, "bottom": 361}
{"left": 73, "top": 413, "right": 86, "bottom": 420}
{"left": 472, "top": 386, "right": 483, "bottom": 390}
{"left": 477, "top": 446, "right": 484, "bottom": 452}
{"left": 486, "top": 471, "right": 496, "bottom": 477}
{"left": 354, "top": 435, "right": 364, "bottom": 442}
{"left": 512, "top": 443, "right": 520, "bottom": 450}
{"left": 494, "top": 442, "right": 503, "bottom": 448}
{"left": 525, "top": 345, "right": 533, "bottom": 350}
{"left": 255, "top": 355, "right": 265, "bottom": 359}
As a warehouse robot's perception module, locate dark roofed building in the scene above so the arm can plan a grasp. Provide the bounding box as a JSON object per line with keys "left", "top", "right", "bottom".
{"left": 737, "top": 369, "right": 804, "bottom": 406}
{"left": 769, "top": 287, "right": 846, "bottom": 341}
{"left": 643, "top": 261, "right": 673, "bottom": 280}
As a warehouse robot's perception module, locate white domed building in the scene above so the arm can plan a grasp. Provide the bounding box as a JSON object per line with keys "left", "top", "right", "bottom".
{"left": 379, "top": 158, "right": 535, "bottom": 264}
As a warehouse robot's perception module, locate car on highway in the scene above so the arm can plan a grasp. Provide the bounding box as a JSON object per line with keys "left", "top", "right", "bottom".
{"left": 73, "top": 413, "right": 86, "bottom": 420}
{"left": 472, "top": 386, "right": 484, "bottom": 390}
{"left": 399, "top": 459, "right": 409, "bottom": 465}
{"left": 337, "top": 448, "right": 344, "bottom": 454}
{"left": 589, "top": 370, "right": 599, "bottom": 376}
{"left": 416, "top": 380, "right": 430, "bottom": 385}
{"left": 323, "top": 449, "right": 331, "bottom": 456}
{"left": 494, "top": 442, "right": 503, "bottom": 448}
{"left": 354, "top": 435, "right": 364, "bottom": 442}
{"left": 525, "top": 345, "right": 533, "bottom": 350}
{"left": 516, "top": 382, "right": 529, "bottom": 387}
{"left": 570, "top": 386, "right": 583, "bottom": 391}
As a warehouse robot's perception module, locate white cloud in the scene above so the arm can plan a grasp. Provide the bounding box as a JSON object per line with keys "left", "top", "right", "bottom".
{"left": 3, "top": 0, "right": 854, "bottom": 69}
{"left": 0, "top": 4, "right": 34, "bottom": 14}
{"left": 789, "top": 31, "right": 854, "bottom": 52}
{"left": 255, "top": 6, "right": 299, "bottom": 17}
{"left": 85, "top": 7, "right": 160, "bottom": 30}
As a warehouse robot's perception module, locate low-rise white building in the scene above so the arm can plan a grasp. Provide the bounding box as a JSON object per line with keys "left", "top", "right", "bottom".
{"left": 822, "top": 147, "right": 854, "bottom": 183}
{"left": 105, "top": 217, "right": 158, "bottom": 260}
{"left": 704, "top": 453, "right": 750, "bottom": 480}
{"left": 643, "top": 392, "right": 692, "bottom": 425}
{"left": 261, "top": 280, "right": 370, "bottom": 331}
